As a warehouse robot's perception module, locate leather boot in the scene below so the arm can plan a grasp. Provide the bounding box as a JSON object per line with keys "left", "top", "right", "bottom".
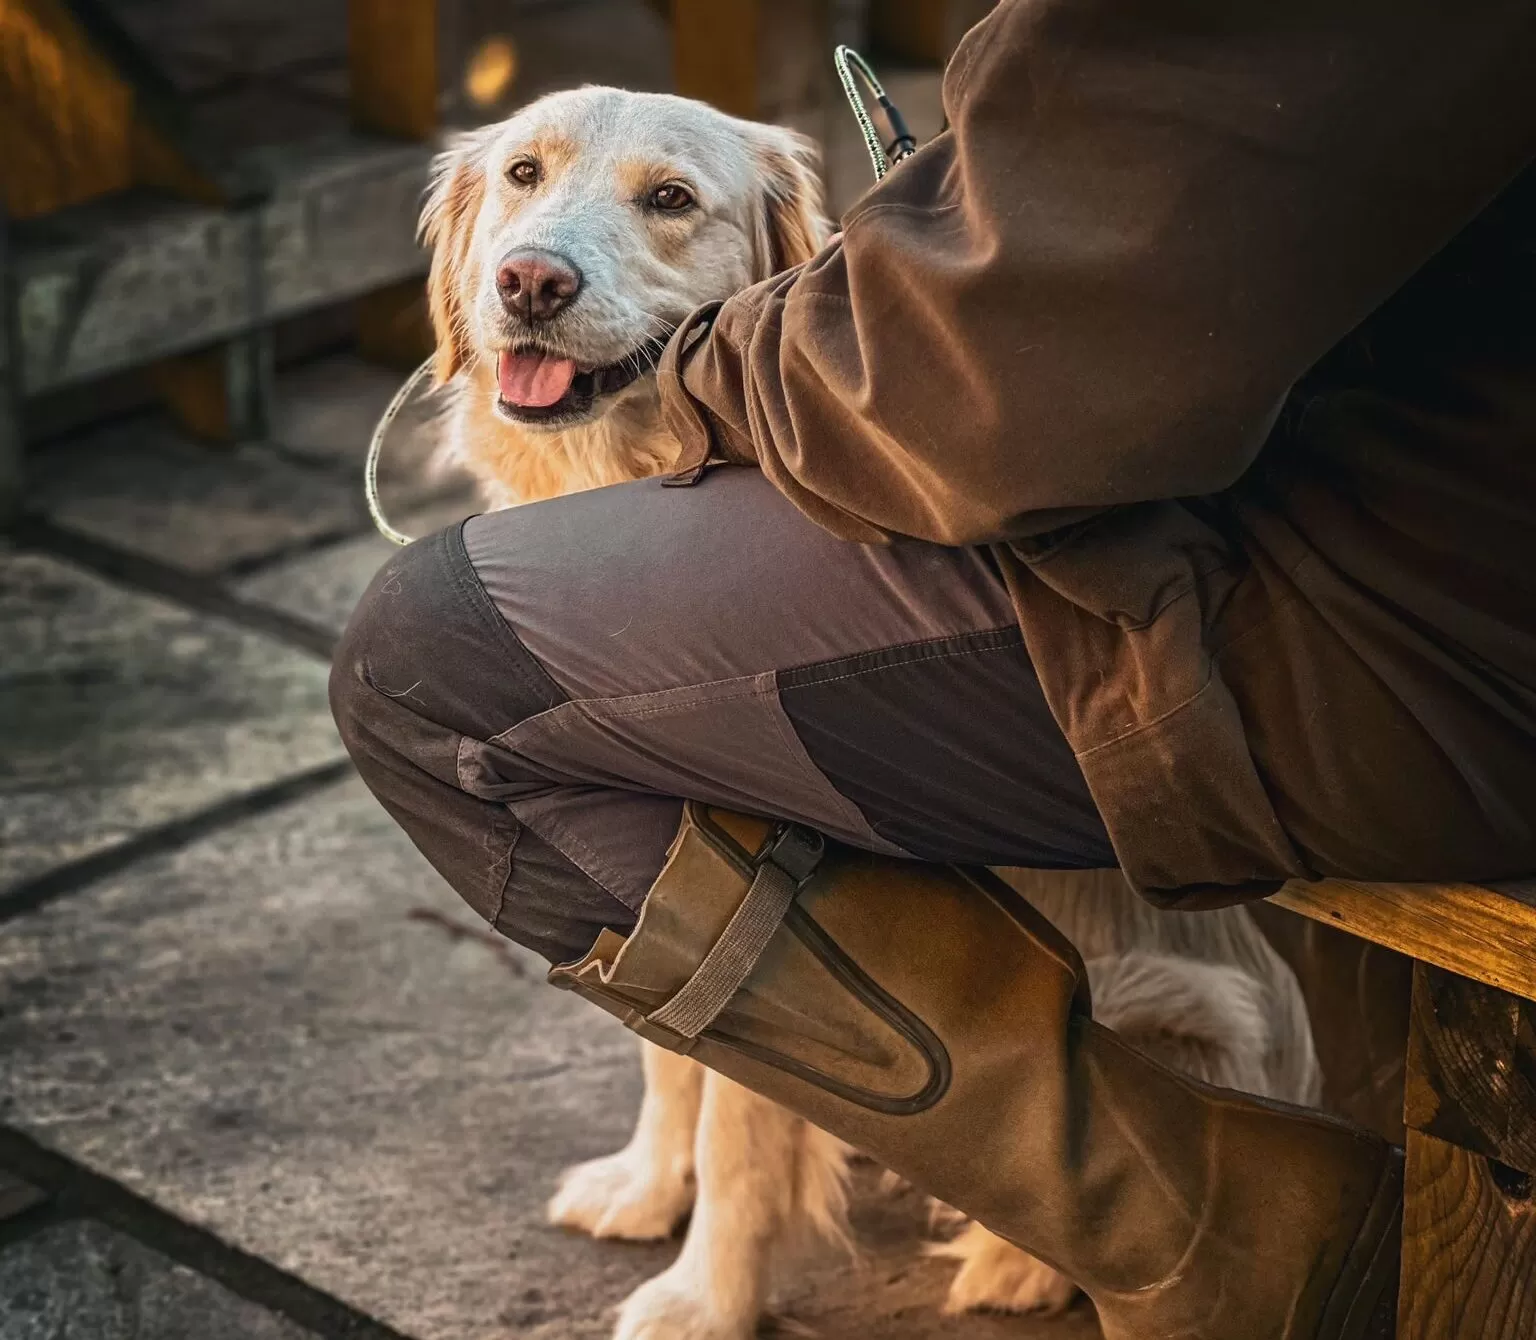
{"left": 549, "top": 804, "right": 1402, "bottom": 1340}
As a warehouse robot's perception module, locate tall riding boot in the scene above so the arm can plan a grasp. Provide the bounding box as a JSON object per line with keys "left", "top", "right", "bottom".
{"left": 550, "top": 804, "right": 1402, "bottom": 1340}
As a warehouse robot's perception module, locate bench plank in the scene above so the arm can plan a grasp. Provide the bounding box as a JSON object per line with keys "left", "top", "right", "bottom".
{"left": 1405, "top": 963, "right": 1536, "bottom": 1177}
{"left": 1401, "top": 964, "right": 1536, "bottom": 1340}
{"left": 1401, "top": 1130, "right": 1536, "bottom": 1340}
{"left": 1270, "top": 878, "right": 1536, "bottom": 1003}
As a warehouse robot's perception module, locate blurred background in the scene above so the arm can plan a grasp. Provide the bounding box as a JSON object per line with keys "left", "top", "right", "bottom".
{"left": 0, "top": 4, "right": 1122, "bottom": 1340}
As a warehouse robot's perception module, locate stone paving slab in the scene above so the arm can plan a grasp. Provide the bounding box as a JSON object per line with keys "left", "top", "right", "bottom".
{"left": 233, "top": 495, "right": 477, "bottom": 636}
{"left": 0, "top": 1220, "right": 318, "bottom": 1340}
{"left": 268, "top": 354, "right": 445, "bottom": 477}
{"left": 0, "top": 778, "right": 670, "bottom": 1340}
{"left": 0, "top": 549, "right": 343, "bottom": 896}
{"left": 26, "top": 355, "right": 465, "bottom": 578}
{"left": 0, "top": 778, "right": 1091, "bottom": 1340}
{"left": 25, "top": 419, "right": 368, "bottom": 577}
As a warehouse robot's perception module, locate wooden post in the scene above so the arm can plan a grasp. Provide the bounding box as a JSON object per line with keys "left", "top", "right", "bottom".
{"left": 868, "top": 0, "right": 995, "bottom": 65}
{"left": 1400, "top": 962, "right": 1536, "bottom": 1338}
{"left": 0, "top": 211, "right": 20, "bottom": 528}
{"left": 348, "top": 0, "right": 458, "bottom": 374}
{"left": 148, "top": 331, "right": 274, "bottom": 445}
{"left": 357, "top": 281, "right": 434, "bottom": 371}
{"left": 672, "top": 0, "right": 834, "bottom": 137}
{"left": 349, "top": 0, "right": 443, "bottom": 141}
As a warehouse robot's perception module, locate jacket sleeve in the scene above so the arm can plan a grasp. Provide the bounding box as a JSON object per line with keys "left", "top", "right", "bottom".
{"left": 658, "top": 0, "right": 1536, "bottom": 545}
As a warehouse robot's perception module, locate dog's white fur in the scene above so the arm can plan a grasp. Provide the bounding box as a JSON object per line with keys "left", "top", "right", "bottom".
{"left": 423, "top": 86, "right": 1323, "bottom": 1340}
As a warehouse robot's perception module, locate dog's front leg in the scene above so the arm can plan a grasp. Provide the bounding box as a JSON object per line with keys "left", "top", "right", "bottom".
{"left": 614, "top": 1072, "right": 850, "bottom": 1340}
{"left": 548, "top": 1041, "right": 703, "bottom": 1240}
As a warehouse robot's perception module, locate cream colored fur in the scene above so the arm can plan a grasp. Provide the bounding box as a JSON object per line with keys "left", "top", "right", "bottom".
{"left": 421, "top": 85, "right": 826, "bottom": 508}
{"left": 423, "top": 88, "right": 1323, "bottom": 1339}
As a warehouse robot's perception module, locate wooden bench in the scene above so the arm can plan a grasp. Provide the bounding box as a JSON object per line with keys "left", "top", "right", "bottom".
{"left": 1272, "top": 877, "right": 1536, "bottom": 1338}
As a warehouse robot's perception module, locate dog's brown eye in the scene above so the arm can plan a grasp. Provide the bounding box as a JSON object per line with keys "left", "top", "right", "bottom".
{"left": 649, "top": 183, "right": 694, "bottom": 212}
{"left": 508, "top": 159, "right": 540, "bottom": 186}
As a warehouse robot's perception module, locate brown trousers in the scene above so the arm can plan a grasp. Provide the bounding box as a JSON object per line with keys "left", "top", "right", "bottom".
{"left": 330, "top": 466, "right": 1115, "bottom": 965}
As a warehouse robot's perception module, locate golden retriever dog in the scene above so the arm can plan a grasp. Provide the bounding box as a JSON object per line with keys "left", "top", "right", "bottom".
{"left": 419, "top": 86, "right": 1324, "bottom": 1340}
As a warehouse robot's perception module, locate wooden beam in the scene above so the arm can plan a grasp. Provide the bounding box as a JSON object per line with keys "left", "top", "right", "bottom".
{"left": 0, "top": 0, "right": 219, "bottom": 220}
{"left": 12, "top": 137, "right": 431, "bottom": 399}
{"left": 1270, "top": 878, "right": 1536, "bottom": 1003}
{"left": 1401, "top": 965, "right": 1536, "bottom": 1339}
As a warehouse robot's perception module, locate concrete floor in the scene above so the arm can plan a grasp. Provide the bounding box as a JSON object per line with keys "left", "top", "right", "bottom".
{"left": 1, "top": 354, "right": 1102, "bottom": 1340}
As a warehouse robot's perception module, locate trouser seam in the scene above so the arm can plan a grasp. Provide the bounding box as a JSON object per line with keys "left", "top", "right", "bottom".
{"left": 778, "top": 625, "right": 1025, "bottom": 690}
{"left": 764, "top": 686, "right": 881, "bottom": 846}
{"left": 512, "top": 805, "right": 632, "bottom": 910}
{"left": 489, "top": 817, "right": 521, "bottom": 929}
{"left": 445, "top": 520, "right": 568, "bottom": 718}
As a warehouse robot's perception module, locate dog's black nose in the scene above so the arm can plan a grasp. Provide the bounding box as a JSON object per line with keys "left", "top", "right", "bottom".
{"left": 496, "top": 249, "right": 583, "bottom": 321}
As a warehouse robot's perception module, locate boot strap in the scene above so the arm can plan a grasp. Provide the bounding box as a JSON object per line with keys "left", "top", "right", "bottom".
{"left": 644, "top": 823, "right": 825, "bottom": 1041}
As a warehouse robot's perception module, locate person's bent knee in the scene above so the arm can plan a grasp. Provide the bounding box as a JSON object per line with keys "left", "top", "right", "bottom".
{"left": 333, "top": 521, "right": 565, "bottom": 740}
{"left": 328, "top": 525, "right": 629, "bottom": 964}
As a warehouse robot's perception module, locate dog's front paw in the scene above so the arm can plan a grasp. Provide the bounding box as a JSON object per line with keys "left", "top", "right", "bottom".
{"left": 547, "top": 1146, "right": 694, "bottom": 1241}
{"left": 931, "top": 1222, "right": 1079, "bottom": 1316}
{"left": 613, "top": 1268, "right": 755, "bottom": 1340}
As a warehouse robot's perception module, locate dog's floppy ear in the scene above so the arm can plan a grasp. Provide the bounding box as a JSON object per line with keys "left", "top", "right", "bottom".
{"left": 419, "top": 131, "right": 491, "bottom": 385}
{"left": 750, "top": 125, "right": 832, "bottom": 281}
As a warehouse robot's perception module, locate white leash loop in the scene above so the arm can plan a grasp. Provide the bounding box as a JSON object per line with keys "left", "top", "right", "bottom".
{"left": 365, "top": 355, "right": 434, "bottom": 546}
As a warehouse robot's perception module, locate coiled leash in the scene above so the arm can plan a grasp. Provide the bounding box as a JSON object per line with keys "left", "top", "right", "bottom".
{"left": 833, "top": 45, "right": 918, "bottom": 181}
{"left": 365, "top": 47, "right": 915, "bottom": 546}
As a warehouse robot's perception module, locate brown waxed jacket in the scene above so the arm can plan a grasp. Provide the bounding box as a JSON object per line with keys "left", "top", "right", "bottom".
{"left": 658, "top": 0, "right": 1536, "bottom": 907}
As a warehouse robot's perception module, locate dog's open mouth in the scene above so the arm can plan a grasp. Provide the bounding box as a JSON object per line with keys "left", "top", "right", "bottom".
{"left": 495, "top": 345, "right": 660, "bottom": 424}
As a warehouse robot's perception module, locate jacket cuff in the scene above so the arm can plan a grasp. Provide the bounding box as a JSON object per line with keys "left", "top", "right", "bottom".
{"left": 658, "top": 293, "right": 763, "bottom": 472}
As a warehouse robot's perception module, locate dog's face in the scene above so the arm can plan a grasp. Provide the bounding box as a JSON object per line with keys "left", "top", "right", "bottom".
{"left": 421, "top": 86, "right": 828, "bottom": 432}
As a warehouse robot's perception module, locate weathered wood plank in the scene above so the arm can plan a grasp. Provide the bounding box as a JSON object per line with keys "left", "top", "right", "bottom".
{"left": 1405, "top": 963, "right": 1536, "bottom": 1177}
{"left": 11, "top": 135, "right": 431, "bottom": 396}
{"left": 1401, "top": 1130, "right": 1536, "bottom": 1339}
{"left": 1270, "top": 878, "right": 1536, "bottom": 1003}
{"left": 1400, "top": 964, "right": 1536, "bottom": 1339}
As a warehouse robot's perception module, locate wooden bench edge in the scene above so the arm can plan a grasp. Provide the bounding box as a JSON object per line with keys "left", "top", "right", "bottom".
{"left": 1270, "top": 878, "right": 1536, "bottom": 1003}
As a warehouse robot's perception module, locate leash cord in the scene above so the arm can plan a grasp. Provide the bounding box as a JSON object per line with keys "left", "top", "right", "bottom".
{"left": 365, "top": 355, "right": 434, "bottom": 546}
{"left": 833, "top": 45, "right": 917, "bottom": 182}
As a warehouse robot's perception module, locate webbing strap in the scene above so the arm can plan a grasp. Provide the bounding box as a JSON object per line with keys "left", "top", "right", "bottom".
{"left": 645, "top": 824, "right": 823, "bottom": 1039}
{"left": 645, "top": 859, "right": 797, "bottom": 1038}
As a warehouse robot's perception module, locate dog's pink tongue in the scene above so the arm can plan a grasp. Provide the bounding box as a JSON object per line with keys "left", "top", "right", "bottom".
{"left": 498, "top": 351, "right": 577, "bottom": 407}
